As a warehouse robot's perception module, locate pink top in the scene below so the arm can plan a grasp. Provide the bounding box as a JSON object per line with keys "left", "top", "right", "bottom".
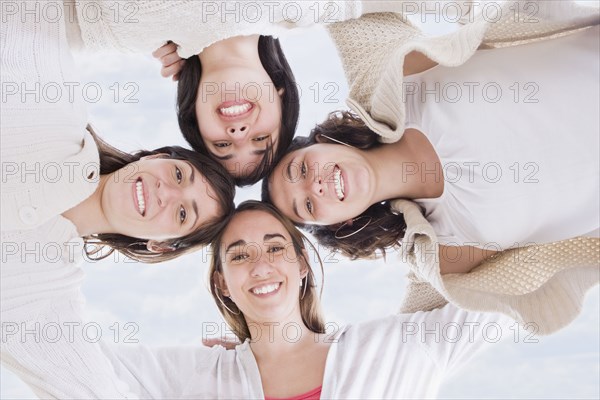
{"left": 265, "top": 386, "right": 322, "bottom": 400}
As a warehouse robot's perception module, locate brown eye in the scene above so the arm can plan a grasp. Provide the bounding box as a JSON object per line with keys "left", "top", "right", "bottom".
{"left": 214, "top": 142, "right": 231, "bottom": 148}
{"left": 231, "top": 253, "right": 249, "bottom": 262}
{"left": 306, "top": 198, "right": 313, "bottom": 215}
{"left": 179, "top": 205, "right": 187, "bottom": 224}
{"left": 267, "top": 245, "right": 284, "bottom": 253}
{"left": 253, "top": 135, "right": 270, "bottom": 142}
{"left": 175, "top": 166, "right": 183, "bottom": 184}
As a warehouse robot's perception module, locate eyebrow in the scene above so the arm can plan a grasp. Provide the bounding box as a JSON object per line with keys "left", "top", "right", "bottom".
{"left": 212, "top": 149, "right": 267, "bottom": 161}
{"left": 225, "top": 233, "right": 286, "bottom": 253}
{"left": 264, "top": 233, "right": 285, "bottom": 242}
{"left": 185, "top": 161, "right": 199, "bottom": 230}
{"left": 225, "top": 239, "right": 246, "bottom": 253}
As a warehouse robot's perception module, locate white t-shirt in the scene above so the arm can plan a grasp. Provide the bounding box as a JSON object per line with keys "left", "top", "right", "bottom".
{"left": 404, "top": 27, "right": 600, "bottom": 249}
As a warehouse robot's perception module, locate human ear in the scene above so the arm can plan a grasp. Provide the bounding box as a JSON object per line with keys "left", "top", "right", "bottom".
{"left": 146, "top": 240, "right": 177, "bottom": 253}
{"left": 277, "top": 87, "right": 285, "bottom": 97}
{"left": 214, "top": 271, "right": 230, "bottom": 297}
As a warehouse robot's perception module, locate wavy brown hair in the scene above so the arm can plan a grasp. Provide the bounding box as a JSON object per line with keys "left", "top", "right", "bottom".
{"left": 208, "top": 201, "right": 325, "bottom": 342}
{"left": 263, "top": 111, "right": 407, "bottom": 260}
{"left": 85, "top": 125, "right": 236, "bottom": 263}
{"left": 177, "top": 36, "right": 300, "bottom": 187}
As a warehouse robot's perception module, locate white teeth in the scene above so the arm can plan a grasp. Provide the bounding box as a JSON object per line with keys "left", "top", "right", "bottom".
{"left": 334, "top": 168, "right": 345, "bottom": 201}
{"left": 135, "top": 180, "right": 145, "bottom": 215}
{"left": 220, "top": 103, "right": 251, "bottom": 116}
{"left": 251, "top": 282, "right": 280, "bottom": 295}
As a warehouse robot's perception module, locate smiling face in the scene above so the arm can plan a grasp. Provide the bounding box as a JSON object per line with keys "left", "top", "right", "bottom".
{"left": 101, "top": 155, "right": 222, "bottom": 241}
{"left": 217, "top": 210, "right": 307, "bottom": 324}
{"left": 195, "top": 61, "right": 284, "bottom": 178}
{"left": 268, "top": 143, "right": 376, "bottom": 226}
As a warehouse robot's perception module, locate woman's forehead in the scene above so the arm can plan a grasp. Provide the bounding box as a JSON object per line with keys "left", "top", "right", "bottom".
{"left": 223, "top": 210, "right": 288, "bottom": 241}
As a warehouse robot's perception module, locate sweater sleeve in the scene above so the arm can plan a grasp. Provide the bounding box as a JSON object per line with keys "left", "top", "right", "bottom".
{"left": 72, "top": 0, "right": 363, "bottom": 57}
{"left": 98, "top": 343, "right": 231, "bottom": 398}
{"left": 1, "top": 0, "right": 98, "bottom": 231}
{"left": 1, "top": 221, "right": 140, "bottom": 399}
{"left": 322, "top": 303, "right": 513, "bottom": 398}
{"left": 1, "top": 301, "right": 140, "bottom": 399}
{"left": 410, "top": 304, "right": 514, "bottom": 373}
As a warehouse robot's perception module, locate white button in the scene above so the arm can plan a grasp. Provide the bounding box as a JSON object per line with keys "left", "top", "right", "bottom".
{"left": 19, "top": 206, "right": 38, "bottom": 225}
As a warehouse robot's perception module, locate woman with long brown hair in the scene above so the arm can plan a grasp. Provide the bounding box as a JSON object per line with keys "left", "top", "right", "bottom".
{"left": 2, "top": 201, "right": 511, "bottom": 398}
{"left": 264, "top": 1, "right": 600, "bottom": 333}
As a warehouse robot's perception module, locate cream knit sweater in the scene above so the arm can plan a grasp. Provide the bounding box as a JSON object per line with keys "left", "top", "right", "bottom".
{"left": 326, "top": 1, "right": 600, "bottom": 335}
{"left": 328, "top": 0, "right": 600, "bottom": 143}
{"left": 65, "top": 0, "right": 363, "bottom": 57}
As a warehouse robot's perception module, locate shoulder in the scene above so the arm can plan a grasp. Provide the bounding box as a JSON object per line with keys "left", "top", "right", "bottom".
{"left": 1, "top": 128, "right": 99, "bottom": 231}
{"left": 1, "top": 216, "right": 84, "bottom": 280}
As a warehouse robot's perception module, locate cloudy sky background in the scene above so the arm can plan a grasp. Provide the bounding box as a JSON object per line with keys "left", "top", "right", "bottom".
{"left": 2, "top": 7, "right": 599, "bottom": 399}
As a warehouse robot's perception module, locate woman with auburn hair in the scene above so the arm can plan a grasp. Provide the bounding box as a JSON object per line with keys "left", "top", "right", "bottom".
{"left": 264, "top": 1, "right": 599, "bottom": 332}
{"left": 62, "top": 0, "right": 413, "bottom": 185}
{"left": 2, "top": 201, "right": 511, "bottom": 398}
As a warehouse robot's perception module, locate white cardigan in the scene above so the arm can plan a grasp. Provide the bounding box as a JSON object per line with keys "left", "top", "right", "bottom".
{"left": 101, "top": 304, "right": 509, "bottom": 399}
{"left": 2, "top": 228, "right": 509, "bottom": 399}
{"left": 1, "top": 0, "right": 98, "bottom": 232}
{"left": 1, "top": 5, "right": 127, "bottom": 398}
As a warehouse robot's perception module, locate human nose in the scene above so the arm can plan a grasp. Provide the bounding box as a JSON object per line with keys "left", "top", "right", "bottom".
{"left": 226, "top": 124, "right": 250, "bottom": 142}
{"left": 250, "top": 251, "right": 275, "bottom": 278}
{"left": 156, "top": 179, "right": 180, "bottom": 207}
{"left": 309, "top": 175, "right": 324, "bottom": 197}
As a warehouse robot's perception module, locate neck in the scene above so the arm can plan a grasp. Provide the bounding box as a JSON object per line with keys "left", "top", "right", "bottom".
{"left": 366, "top": 129, "right": 444, "bottom": 202}
{"left": 61, "top": 175, "right": 112, "bottom": 236}
{"left": 248, "top": 316, "right": 318, "bottom": 360}
{"left": 199, "top": 35, "right": 261, "bottom": 73}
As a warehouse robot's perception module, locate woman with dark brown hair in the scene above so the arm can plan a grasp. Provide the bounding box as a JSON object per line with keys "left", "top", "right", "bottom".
{"left": 2, "top": 4, "right": 237, "bottom": 264}
{"left": 264, "top": 1, "right": 599, "bottom": 334}
{"left": 265, "top": 1, "right": 600, "bottom": 262}
{"left": 64, "top": 0, "right": 411, "bottom": 185}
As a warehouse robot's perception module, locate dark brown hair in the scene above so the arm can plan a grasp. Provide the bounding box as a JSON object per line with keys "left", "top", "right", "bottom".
{"left": 85, "top": 125, "right": 236, "bottom": 263}
{"left": 208, "top": 201, "right": 325, "bottom": 342}
{"left": 177, "top": 36, "right": 300, "bottom": 186}
{"left": 263, "top": 111, "right": 407, "bottom": 260}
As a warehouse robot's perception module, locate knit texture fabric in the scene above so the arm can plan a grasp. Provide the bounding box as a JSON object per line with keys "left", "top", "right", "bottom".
{"left": 327, "top": 0, "right": 600, "bottom": 143}
{"left": 68, "top": 0, "right": 363, "bottom": 58}
{"left": 394, "top": 200, "right": 600, "bottom": 335}
{"left": 1, "top": 0, "right": 98, "bottom": 231}
{"left": 326, "top": 0, "right": 600, "bottom": 334}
